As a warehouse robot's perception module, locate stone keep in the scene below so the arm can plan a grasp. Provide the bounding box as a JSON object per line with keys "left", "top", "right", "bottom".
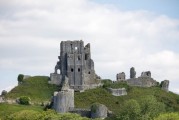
{"left": 50, "top": 40, "right": 97, "bottom": 91}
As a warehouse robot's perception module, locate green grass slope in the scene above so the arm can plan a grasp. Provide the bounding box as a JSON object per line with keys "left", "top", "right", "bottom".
{"left": 0, "top": 103, "right": 43, "bottom": 119}
{"left": 6, "top": 76, "right": 59, "bottom": 103}
{"left": 4, "top": 76, "right": 179, "bottom": 116}
{"left": 75, "top": 81, "right": 179, "bottom": 114}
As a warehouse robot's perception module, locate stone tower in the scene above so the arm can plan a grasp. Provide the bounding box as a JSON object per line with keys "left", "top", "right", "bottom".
{"left": 116, "top": 72, "right": 126, "bottom": 81}
{"left": 161, "top": 80, "right": 169, "bottom": 92}
{"left": 52, "top": 77, "right": 74, "bottom": 113}
{"left": 130, "top": 67, "right": 136, "bottom": 78}
{"left": 50, "top": 40, "right": 99, "bottom": 91}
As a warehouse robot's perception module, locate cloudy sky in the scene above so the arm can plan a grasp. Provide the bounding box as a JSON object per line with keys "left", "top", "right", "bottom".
{"left": 0, "top": 0, "right": 179, "bottom": 94}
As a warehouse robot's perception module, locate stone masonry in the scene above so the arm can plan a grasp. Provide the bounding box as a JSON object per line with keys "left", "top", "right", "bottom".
{"left": 116, "top": 72, "right": 126, "bottom": 81}
{"left": 108, "top": 88, "right": 127, "bottom": 96}
{"left": 130, "top": 67, "right": 136, "bottom": 78}
{"left": 52, "top": 77, "right": 74, "bottom": 113}
{"left": 116, "top": 67, "right": 170, "bottom": 89}
{"left": 49, "top": 40, "right": 99, "bottom": 91}
{"left": 161, "top": 80, "right": 169, "bottom": 92}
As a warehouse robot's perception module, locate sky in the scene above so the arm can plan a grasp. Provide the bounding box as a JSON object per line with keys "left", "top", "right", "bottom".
{"left": 0, "top": 0, "right": 179, "bottom": 94}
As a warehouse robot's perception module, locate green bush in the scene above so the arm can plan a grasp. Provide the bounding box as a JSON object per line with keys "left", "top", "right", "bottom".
{"left": 154, "top": 112, "right": 179, "bottom": 120}
{"left": 17, "top": 74, "right": 24, "bottom": 83}
{"left": 102, "top": 79, "right": 113, "bottom": 88}
{"left": 117, "top": 99, "right": 141, "bottom": 120}
{"left": 139, "top": 95, "right": 166, "bottom": 119}
{"left": 19, "top": 96, "right": 30, "bottom": 105}
{"left": 1, "top": 90, "right": 7, "bottom": 96}
{"left": 91, "top": 103, "right": 101, "bottom": 113}
{"left": 6, "top": 109, "right": 90, "bottom": 120}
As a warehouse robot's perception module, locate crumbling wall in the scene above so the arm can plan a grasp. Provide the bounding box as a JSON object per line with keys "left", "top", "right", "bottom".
{"left": 49, "top": 73, "right": 62, "bottom": 85}
{"left": 116, "top": 72, "right": 126, "bottom": 81}
{"left": 69, "top": 108, "right": 91, "bottom": 118}
{"left": 52, "top": 77, "right": 74, "bottom": 113}
{"left": 53, "top": 89, "right": 74, "bottom": 113}
{"left": 108, "top": 88, "right": 127, "bottom": 96}
{"left": 127, "top": 77, "right": 157, "bottom": 87}
{"left": 91, "top": 103, "right": 108, "bottom": 119}
{"left": 161, "top": 80, "right": 169, "bottom": 92}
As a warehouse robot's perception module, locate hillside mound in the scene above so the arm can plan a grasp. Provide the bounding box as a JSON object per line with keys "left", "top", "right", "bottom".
{"left": 6, "top": 76, "right": 59, "bottom": 103}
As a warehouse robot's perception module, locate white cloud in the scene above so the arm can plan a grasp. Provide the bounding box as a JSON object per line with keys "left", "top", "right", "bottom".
{"left": 0, "top": 0, "right": 179, "bottom": 93}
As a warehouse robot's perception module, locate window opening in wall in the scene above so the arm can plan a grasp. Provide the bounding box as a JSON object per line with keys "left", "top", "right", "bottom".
{"left": 78, "top": 68, "right": 80, "bottom": 72}
{"left": 75, "top": 47, "right": 78, "bottom": 50}
{"left": 71, "top": 68, "right": 74, "bottom": 72}
{"left": 85, "top": 54, "right": 88, "bottom": 60}
{"left": 57, "top": 69, "right": 60, "bottom": 74}
{"left": 88, "top": 71, "right": 90, "bottom": 74}
{"left": 71, "top": 44, "right": 73, "bottom": 51}
{"left": 78, "top": 56, "right": 81, "bottom": 60}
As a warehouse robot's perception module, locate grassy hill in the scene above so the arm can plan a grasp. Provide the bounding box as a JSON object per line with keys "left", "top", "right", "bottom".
{"left": 5, "top": 76, "right": 59, "bottom": 103}
{"left": 0, "top": 103, "right": 43, "bottom": 119}
{"left": 75, "top": 86, "right": 179, "bottom": 114}
{"left": 2, "top": 76, "right": 179, "bottom": 119}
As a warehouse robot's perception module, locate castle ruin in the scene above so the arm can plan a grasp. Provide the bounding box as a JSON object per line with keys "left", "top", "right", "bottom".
{"left": 49, "top": 40, "right": 100, "bottom": 91}
{"left": 116, "top": 67, "right": 169, "bottom": 90}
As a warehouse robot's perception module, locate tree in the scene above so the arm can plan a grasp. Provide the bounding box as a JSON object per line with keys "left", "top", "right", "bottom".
{"left": 139, "top": 95, "right": 166, "bottom": 119}
{"left": 117, "top": 99, "right": 141, "bottom": 120}
{"left": 6, "top": 110, "right": 90, "bottom": 120}
{"left": 1, "top": 90, "right": 7, "bottom": 96}
{"left": 17, "top": 74, "right": 24, "bottom": 83}
{"left": 19, "top": 96, "right": 30, "bottom": 105}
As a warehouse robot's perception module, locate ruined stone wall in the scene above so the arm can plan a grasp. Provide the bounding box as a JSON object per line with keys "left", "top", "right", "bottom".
{"left": 49, "top": 73, "right": 62, "bottom": 85}
{"left": 108, "top": 88, "right": 127, "bottom": 96}
{"left": 116, "top": 72, "right": 126, "bottom": 81}
{"left": 69, "top": 108, "right": 91, "bottom": 118}
{"left": 53, "top": 89, "right": 74, "bottom": 113}
{"left": 127, "top": 77, "right": 157, "bottom": 87}
{"left": 91, "top": 103, "right": 108, "bottom": 119}
{"left": 161, "top": 80, "right": 169, "bottom": 92}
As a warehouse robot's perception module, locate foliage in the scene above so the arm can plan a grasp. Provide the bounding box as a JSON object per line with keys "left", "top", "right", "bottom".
{"left": 91, "top": 103, "right": 101, "bottom": 113}
{"left": 0, "top": 103, "right": 43, "bottom": 120}
{"left": 139, "top": 95, "right": 166, "bottom": 119}
{"left": 101, "top": 79, "right": 113, "bottom": 88}
{"left": 5, "top": 109, "right": 90, "bottom": 120}
{"left": 154, "top": 112, "right": 179, "bottom": 120}
{"left": 117, "top": 99, "right": 141, "bottom": 120}
{"left": 19, "top": 96, "right": 30, "bottom": 105}
{"left": 17, "top": 74, "right": 24, "bottom": 83}
{"left": 1, "top": 90, "right": 7, "bottom": 96}
{"left": 75, "top": 85, "right": 179, "bottom": 115}
{"left": 6, "top": 76, "right": 59, "bottom": 103}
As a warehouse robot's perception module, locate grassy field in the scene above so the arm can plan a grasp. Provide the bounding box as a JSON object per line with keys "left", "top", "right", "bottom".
{"left": 0, "top": 103, "right": 43, "bottom": 119}
{"left": 6, "top": 76, "right": 59, "bottom": 103}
